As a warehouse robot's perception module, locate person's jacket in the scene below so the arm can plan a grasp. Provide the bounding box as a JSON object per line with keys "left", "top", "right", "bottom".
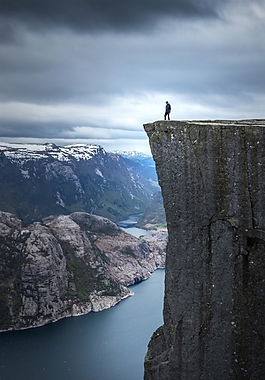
{"left": 166, "top": 103, "right": 171, "bottom": 113}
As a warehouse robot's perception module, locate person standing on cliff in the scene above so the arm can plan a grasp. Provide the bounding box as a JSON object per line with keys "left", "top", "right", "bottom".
{"left": 164, "top": 101, "right": 171, "bottom": 120}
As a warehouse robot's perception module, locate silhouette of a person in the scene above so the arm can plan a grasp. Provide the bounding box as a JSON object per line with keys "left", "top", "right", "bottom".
{"left": 164, "top": 101, "right": 171, "bottom": 120}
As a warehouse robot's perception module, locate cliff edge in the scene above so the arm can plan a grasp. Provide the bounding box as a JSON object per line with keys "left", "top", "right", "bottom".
{"left": 144, "top": 120, "right": 265, "bottom": 379}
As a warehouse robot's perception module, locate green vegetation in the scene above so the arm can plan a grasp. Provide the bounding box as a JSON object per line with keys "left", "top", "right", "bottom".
{"left": 60, "top": 240, "right": 121, "bottom": 302}
{"left": 136, "top": 191, "right": 166, "bottom": 228}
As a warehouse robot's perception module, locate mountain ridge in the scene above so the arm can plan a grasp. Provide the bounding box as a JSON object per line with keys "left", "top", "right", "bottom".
{"left": 0, "top": 142, "right": 158, "bottom": 224}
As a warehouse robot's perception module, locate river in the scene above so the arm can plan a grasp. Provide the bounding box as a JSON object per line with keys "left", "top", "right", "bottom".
{"left": 116, "top": 213, "right": 150, "bottom": 238}
{"left": 0, "top": 218, "right": 165, "bottom": 380}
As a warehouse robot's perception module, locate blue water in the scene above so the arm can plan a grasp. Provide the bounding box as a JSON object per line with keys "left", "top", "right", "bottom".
{"left": 0, "top": 269, "right": 165, "bottom": 380}
{"left": 117, "top": 213, "right": 150, "bottom": 238}
{"left": 116, "top": 213, "right": 142, "bottom": 228}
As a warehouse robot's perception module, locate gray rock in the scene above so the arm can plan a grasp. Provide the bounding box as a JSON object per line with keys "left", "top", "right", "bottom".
{"left": 144, "top": 120, "right": 265, "bottom": 380}
{"left": 20, "top": 223, "right": 68, "bottom": 323}
{"left": 0, "top": 210, "right": 166, "bottom": 331}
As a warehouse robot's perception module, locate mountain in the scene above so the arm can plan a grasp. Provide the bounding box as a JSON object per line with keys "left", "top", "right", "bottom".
{"left": 0, "top": 143, "right": 158, "bottom": 224}
{"left": 112, "top": 151, "right": 167, "bottom": 228}
{"left": 112, "top": 150, "right": 158, "bottom": 182}
{"left": 136, "top": 191, "right": 166, "bottom": 229}
{"left": 0, "top": 210, "right": 166, "bottom": 331}
{"left": 112, "top": 150, "right": 151, "bottom": 158}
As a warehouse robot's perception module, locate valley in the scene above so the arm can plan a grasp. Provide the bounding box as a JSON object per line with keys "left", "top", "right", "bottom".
{"left": 0, "top": 143, "right": 161, "bottom": 225}
{"left": 0, "top": 142, "right": 166, "bottom": 331}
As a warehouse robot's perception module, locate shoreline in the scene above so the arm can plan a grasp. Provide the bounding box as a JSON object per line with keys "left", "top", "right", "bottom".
{"left": 0, "top": 268, "right": 164, "bottom": 333}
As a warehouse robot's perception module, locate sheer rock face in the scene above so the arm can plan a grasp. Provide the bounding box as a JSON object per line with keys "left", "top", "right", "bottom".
{"left": 20, "top": 223, "right": 68, "bottom": 321}
{"left": 143, "top": 120, "right": 265, "bottom": 380}
{"left": 0, "top": 211, "right": 166, "bottom": 331}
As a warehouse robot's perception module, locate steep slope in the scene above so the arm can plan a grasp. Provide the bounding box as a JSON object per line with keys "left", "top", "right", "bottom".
{"left": 0, "top": 210, "right": 166, "bottom": 331}
{"left": 113, "top": 150, "right": 158, "bottom": 182}
{"left": 113, "top": 151, "right": 166, "bottom": 227}
{"left": 0, "top": 143, "right": 157, "bottom": 223}
{"left": 136, "top": 191, "right": 166, "bottom": 229}
{"left": 144, "top": 120, "right": 265, "bottom": 380}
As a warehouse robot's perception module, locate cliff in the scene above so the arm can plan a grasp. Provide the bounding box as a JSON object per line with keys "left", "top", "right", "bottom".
{"left": 144, "top": 120, "right": 265, "bottom": 379}
{"left": 0, "top": 210, "right": 166, "bottom": 331}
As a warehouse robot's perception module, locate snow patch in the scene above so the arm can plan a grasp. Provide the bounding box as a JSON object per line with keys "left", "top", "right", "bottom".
{"left": 112, "top": 150, "right": 151, "bottom": 158}
{"left": 20, "top": 169, "right": 30, "bottom": 179}
{"left": 0, "top": 142, "right": 105, "bottom": 164}
{"left": 95, "top": 168, "right": 104, "bottom": 178}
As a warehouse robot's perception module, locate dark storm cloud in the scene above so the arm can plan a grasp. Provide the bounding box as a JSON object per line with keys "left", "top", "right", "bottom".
{"left": 0, "top": 120, "right": 74, "bottom": 139}
{"left": 2, "top": 12, "right": 264, "bottom": 107}
{"left": 0, "top": 0, "right": 264, "bottom": 152}
{"left": 0, "top": 119, "right": 145, "bottom": 142}
{"left": 0, "top": 0, "right": 223, "bottom": 35}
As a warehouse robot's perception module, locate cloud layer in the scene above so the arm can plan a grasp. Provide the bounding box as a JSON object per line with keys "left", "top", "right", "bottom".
{"left": 0, "top": 0, "right": 264, "bottom": 153}
{"left": 0, "top": 0, "right": 222, "bottom": 33}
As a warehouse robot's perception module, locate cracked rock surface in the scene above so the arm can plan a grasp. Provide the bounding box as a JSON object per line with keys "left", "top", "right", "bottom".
{"left": 144, "top": 120, "right": 265, "bottom": 380}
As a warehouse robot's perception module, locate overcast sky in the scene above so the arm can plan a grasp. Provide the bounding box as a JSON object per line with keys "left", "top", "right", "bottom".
{"left": 0, "top": 0, "right": 264, "bottom": 153}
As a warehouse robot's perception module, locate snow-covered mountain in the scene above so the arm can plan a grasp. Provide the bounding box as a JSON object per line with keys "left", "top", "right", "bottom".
{"left": 112, "top": 150, "right": 151, "bottom": 159}
{"left": 0, "top": 142, "right": 158, "bottom": 224}
{"left": 0, "top": 142, "right": 105, "bottom": 162}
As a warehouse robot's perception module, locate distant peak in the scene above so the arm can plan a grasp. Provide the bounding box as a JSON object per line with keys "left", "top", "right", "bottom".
{"left": 0, "top": 141, "right": 106, "bottom": 162}
{"left": 44, "top": 143, "right": 59, "bottom": 150}
{"left": 112, "top": 150, "right": 151, "bottom": 158}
